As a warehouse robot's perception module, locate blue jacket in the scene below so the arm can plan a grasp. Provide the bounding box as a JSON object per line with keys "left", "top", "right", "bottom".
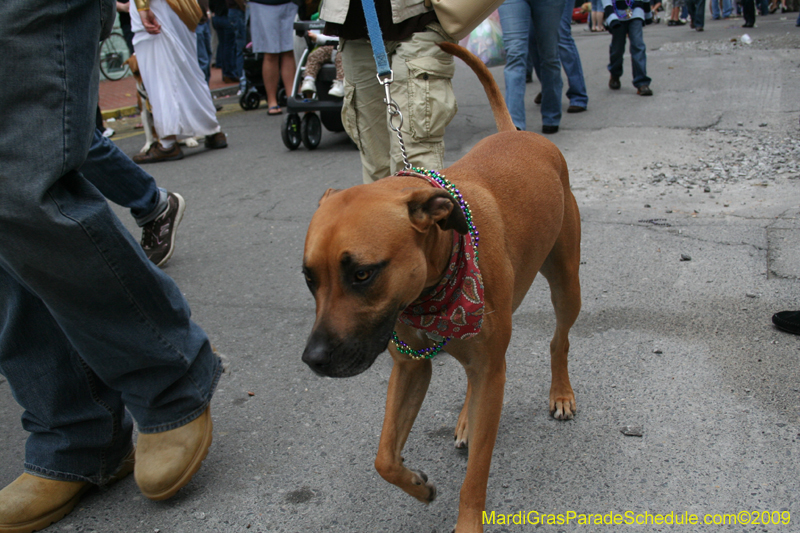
{"left": 602, "top": 0, "right": 653, "bottom": 26}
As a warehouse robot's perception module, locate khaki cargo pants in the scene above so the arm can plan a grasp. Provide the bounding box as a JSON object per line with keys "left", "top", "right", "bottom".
{"left": 340, "top": 24, "right": 458, "bottom": 184}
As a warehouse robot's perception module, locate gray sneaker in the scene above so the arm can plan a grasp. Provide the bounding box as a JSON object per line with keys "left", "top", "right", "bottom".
{"left": 141, "top": 192, "right": 185, "bottom": 267}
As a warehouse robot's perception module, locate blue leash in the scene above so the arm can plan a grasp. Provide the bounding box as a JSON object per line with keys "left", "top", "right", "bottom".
{"left": 360, "top": 0, "right": 392, "bottom": 79}
{"left": 358, "top": 0, "right": 412, "bottom": 169}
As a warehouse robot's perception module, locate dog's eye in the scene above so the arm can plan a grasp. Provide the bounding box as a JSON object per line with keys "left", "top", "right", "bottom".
{"left": 354, "top": 270, "right": 372, "bottom": 283}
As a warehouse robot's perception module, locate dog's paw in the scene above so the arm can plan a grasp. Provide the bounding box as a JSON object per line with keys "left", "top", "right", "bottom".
{"left": 550, "top": 396, "right": 576, "bottom": 420}
{"left": 454, "top": 409, "right": 468, "bottom": 449}
{"left": 183, "top": 137, "right": 199, "bottom": 148}
{"left": 410, "top": 469, "right": 437, "bottom": 503}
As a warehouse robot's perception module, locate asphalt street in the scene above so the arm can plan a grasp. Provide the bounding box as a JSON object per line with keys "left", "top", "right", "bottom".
{"left": 2, "top": 14, "right": 800, "bottom": 533}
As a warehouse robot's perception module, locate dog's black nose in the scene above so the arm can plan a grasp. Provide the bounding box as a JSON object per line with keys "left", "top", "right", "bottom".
{"left": 302, "top": 329, "right": 332, "bottom": 374}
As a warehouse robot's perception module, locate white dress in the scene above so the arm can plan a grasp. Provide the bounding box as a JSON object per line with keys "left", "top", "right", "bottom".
{"left": 130, "top": 0, "right": 220, "bottom": 139}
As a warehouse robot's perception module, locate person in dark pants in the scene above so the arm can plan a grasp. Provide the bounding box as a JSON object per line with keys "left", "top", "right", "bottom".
{"left": 685, "top": 0, "right": 705, "bottom": 29}
{"left": 117, "top": 0, "right": 135, "bottom": 55}
{"left": 742, "top": 0, "right": 756, "bottom": 26}
{"left": 210, "top": 0, "right": 232, "bottom": 78}
{"left": 603, "top": 0, "right": 654, "bottom": 96}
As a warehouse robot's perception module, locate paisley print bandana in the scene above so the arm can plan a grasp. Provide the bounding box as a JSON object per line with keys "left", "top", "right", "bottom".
{"left": 395, "top": 170, "right": 485, "bottom": 340}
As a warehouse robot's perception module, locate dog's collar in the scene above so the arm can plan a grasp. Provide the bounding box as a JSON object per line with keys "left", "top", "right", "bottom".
{"left": 390, "top": 168, "right": 485, "bottom": 360}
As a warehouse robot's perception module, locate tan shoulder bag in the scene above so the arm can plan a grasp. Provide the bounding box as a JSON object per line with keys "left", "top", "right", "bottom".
{"left": 426, "top": 0, "right": 507, "bottom": 40}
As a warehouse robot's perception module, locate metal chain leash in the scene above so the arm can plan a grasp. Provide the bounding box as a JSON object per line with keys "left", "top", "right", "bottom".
{"left": 379, "top": 73, "right": 412, "bottom": 171}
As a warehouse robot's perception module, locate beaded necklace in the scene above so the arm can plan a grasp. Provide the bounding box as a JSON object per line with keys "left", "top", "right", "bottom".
{"left": 390, "top": 168, "right": 482, "bottom": 360}
{"left": 612, "top": 0, "right": 635, "bottom": 20}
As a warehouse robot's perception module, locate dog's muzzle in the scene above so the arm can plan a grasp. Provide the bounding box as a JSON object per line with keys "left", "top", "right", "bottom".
{"left": 302, "top": 311, "right": 398, "bottom": 377}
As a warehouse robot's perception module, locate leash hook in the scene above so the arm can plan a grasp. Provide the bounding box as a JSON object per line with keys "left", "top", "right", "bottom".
{"left": 379, "top": 73, "right": 412, "bottom": 171}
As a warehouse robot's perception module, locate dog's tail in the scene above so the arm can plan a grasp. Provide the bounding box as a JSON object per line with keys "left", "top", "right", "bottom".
{"left": 437, "top": 42, "right": 516, "bottom": 134}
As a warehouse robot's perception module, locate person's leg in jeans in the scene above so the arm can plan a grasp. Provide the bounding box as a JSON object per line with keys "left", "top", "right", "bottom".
{"left": 529, "top": 0, "right": 564, "bottom": 131}
{"left": 558, "top": 0, "right": 588, "bottom": 110}
{"left": 212, "top": 13, "right": 233, "bottom": 80}
{"left": 80, "top": 129, "right": 185, "bottom": 267}
{"left": 228, "top": 7, "right": 246, "bottom": 89}
{"left": 498, "top": 0, "right": 532, "bottom": 130}
{"left": 721, "top": 0, "right": 733, "bottom": 16}
{"left": 627, "top": 18, "right": 652, "bottom": 88}
{"left": 196, "top": 21, "right": 212, "bottom": 83}
{"left": 608, "top": 21, "right": 628, "bottom": 82}
{"left": 0, "top": 0, "right": 221, "bottom": 527}
{"left": 82, "top": 129, "right": 168, "bottom": 224}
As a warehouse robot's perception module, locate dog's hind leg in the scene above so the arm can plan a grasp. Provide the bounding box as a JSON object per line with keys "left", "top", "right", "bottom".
{"left": 374, "top": 354, "right": 437, "bottom": 504}
{"left": 539, "top": 193, "right": 581, "bottom": 420}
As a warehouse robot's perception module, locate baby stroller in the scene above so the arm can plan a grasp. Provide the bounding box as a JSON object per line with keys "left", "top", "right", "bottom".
{"left": 239, "top": 43, "right": 287, "bottom": 111}
{"left": 280, "top": 20, "right": 345, "bottom": 151}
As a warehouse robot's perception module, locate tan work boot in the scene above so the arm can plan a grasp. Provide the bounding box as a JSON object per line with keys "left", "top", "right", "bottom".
{"left": 134, "top": 406, "right": 213, "bottom": 501}
{"left": 0, "top": 449, "right": 134, "bottom": 533}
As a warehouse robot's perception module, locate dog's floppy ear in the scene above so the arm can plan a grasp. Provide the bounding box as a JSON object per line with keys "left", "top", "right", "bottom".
{"left": 406, "top": 188, "right": 469, "bottom": 234}
{"left": 318, "top": 188, "right": 341, "bottom": 206}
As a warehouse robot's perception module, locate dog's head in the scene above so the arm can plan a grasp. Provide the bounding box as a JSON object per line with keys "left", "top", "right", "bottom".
{"left": 301, "top": 181, "right": 467, "bottom": 377}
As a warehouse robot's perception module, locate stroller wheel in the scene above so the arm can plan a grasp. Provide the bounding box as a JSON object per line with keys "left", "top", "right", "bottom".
{"left": 282, "top": 113, "right": 302, "bottom": 150}
{"left": 240, "top": 90, "right": 261, "bottom": 110}
{"left": 301, "top": 113, "right": 322, "bottom": 150}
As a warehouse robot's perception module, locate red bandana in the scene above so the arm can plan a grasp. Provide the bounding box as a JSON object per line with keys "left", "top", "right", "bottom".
{"left": 396, "top": 171, "right": 485, "bottom": 340}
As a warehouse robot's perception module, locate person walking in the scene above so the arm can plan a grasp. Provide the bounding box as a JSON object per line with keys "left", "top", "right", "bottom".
{"left": 499, "top": 0, "right": 564, "bottom": 133}
{"left": 0, "top": 1, "right": 222, "bottom": 532}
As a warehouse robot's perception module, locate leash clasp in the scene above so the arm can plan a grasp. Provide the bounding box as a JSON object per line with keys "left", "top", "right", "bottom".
{"left": 378, "top": 71, "right": 411, "bottom": 171}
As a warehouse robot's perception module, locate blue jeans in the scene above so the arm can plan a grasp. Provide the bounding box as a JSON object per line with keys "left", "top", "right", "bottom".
{"left": 228, "top": 7, "right": 246, "bottom": 81}
{"left": 710, "top": 0, "right": 733, "bottom": 18}
{"left": 608, "top": 18, "right": 651, "bottom": 88}
{"left": 196, "top": 21, "right": 212, "bottom": 83}
{"left": 685, "top": 0, "right": 706, "bottom": 27}
{"left": 81, "top": 129, "right": 168, "bottom": 226}
{"left": 499, "top": 0, "right": 563, "bottom": 130}
{"left": 529, "top": 0, "right": 588, "bottom": 108}
{"left": 0, "top": 0, "right": 221, "bottom": 485}
{"left": 212, "top": 14, "right": 235, "bottom": 79}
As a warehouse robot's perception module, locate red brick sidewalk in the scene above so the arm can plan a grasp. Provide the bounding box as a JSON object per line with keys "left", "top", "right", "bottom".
{"left": 99, "top": 66, "right": 238, "bottom": 118}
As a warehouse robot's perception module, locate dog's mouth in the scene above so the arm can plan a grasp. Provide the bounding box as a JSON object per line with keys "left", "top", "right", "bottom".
{"left": 302, "top": 309, "right": 399, "bottom": 378}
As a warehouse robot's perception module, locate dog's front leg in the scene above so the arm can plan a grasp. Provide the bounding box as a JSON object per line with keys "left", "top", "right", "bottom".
{"left": 374, "top": 353, "right": 437, "bottom": 503}
{"left": 454, "top": 342, "right": 508, "bottom": 533}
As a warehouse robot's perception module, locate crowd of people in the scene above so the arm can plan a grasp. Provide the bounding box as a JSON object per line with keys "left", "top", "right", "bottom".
{"left": 1, "top": 0, "right": 799, "bottom": 532}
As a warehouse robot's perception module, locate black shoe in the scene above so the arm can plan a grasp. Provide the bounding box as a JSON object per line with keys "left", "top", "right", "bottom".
{"left": 541, "top": 125, "right": 559, "bottom": 134}
{"left": 637, "top": 85, "right": 653, "bottom": 96}
{"left": 696, "top": 26, "right": 704, "bottom": 31}
{"left": 609, "top": 76, "right": 621, "bottom": 90}
{"left": 534, "top": 92, "right": 542, "bottom": 104}
{"left": 141, "top": 192, "right": 185, "bottom": 267}
{"left": 526, "top": 72, "right": 533, "bottom": 84}
{"left": 772, "top": 311, "right": 800, "bottom": 335}
{"left": 204, "top": 131, "right": 228, "bottom": 149}
{"left": 567, "top": 105, "right": 587, "bottom": 113}
{"left": 742, "top": 22, "right": 754, "bottom": 27}
{"left": 668, "top": 19, "right": 676, "bottom": 25}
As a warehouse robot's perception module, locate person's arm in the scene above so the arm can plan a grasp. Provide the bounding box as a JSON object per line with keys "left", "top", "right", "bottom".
{"left": 134, "top": 0, "right": 161, "bottom": 33}
{"left": 117, "top": 1, "right": 130, "bottom": 13}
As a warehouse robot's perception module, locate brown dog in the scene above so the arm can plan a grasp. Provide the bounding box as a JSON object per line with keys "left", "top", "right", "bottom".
{"left": 302, "top": 42, "right": 581, "bottom": 533}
